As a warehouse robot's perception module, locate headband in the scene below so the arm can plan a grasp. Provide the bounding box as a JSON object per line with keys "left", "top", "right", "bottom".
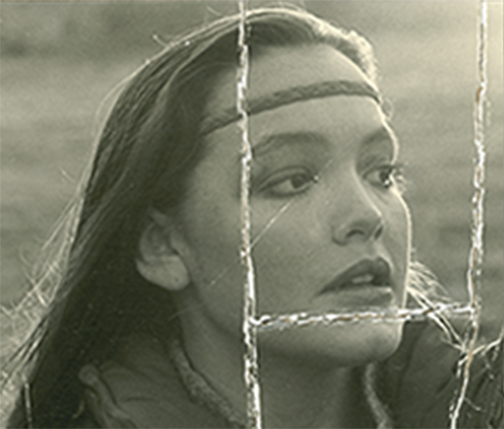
{"left": 200, "top": 80, "right": 382, "bottom": 135}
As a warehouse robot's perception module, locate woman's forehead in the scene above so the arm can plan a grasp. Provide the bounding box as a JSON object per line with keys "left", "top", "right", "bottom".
{"left": 201, "top": 44, "right": 380, "bottom": 135}
{"left": 201, "top": 95, "right": 397, "bottom": 169}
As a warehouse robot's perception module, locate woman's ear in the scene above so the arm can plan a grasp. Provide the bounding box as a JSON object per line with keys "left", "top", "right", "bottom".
{"left": 136, "top": 211, "right": 190, "bottom": 291}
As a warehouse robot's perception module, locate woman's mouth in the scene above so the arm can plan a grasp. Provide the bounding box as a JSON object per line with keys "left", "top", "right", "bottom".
{"left": 320, "top": 257, "right": 394, "bottom": 295}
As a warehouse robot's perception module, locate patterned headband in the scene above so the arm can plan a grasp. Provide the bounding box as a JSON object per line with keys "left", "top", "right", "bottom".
{"left": 200, "top": 80, "right": 382, "bottom": 135}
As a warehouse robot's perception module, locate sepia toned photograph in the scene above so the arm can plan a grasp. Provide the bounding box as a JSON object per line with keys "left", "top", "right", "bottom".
{"left": 1, "top": 1, "right": 503, "bottom": 428}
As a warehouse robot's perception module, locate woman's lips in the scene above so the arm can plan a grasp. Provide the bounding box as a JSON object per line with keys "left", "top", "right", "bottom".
{"left": 320, "top": 257, "right": 393, "bottom": 295}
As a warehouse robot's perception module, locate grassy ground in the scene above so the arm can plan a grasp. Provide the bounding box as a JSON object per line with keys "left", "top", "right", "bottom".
{"left": 1, "top": 2, "right": 503, "bottom": 341}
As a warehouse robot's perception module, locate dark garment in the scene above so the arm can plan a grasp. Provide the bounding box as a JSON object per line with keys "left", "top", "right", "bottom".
{"left": 77, "top": 320, "right": 503, "bottom": 428}
{"left": 76, "top": 340, "right": 231, "bottom": 428}
{"left": 377, "top": 321, "right": 503, "bottom": 428}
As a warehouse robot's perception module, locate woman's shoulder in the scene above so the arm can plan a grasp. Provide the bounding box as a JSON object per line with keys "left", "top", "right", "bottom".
{"left": 76, "top": 337, "right": 230, "bottom": 428}
{"left": 378, "top": 319, "right": 503, "bottom": 428}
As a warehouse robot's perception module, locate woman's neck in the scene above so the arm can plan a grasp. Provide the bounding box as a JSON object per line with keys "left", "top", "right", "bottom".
{"left": 181, "top": 317, "right": 374, "bottom": 428}
{"left": 259, "top": 352, "right": 371, "bottom": 428}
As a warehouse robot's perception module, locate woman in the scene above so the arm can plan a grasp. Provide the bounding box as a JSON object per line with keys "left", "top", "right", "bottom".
{"left": 4, "top": 7, "right": 502, "bottom": 428}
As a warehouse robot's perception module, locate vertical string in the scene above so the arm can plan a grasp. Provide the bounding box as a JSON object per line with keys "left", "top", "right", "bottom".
{"left": 237, "top": 1, "right": 262, "bottom": 428}
{"left": 450, "top": 0, "right": 487, "bottom": 427}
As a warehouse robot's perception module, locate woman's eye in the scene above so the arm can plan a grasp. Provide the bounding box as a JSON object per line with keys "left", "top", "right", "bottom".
{"left": 260, "top": 170, "right": 318, "bottom": 197}
{"left": 366, "top": 165, "right": 400, "bottom": 189}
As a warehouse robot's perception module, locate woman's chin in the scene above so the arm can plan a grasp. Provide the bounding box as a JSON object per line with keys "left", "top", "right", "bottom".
{"left": 349, "top": 321, "right": 405, "bottom": 363}
{"left": 259, "top": 320, "right": 405, "bottom": 367}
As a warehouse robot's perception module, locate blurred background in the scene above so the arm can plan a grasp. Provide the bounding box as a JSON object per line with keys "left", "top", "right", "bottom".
{"left": 1, "top": 1, "right": 502, "bottom": 340}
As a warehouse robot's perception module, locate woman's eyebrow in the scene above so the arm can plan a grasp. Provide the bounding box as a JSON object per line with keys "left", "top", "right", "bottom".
{"left": 361, "top": 126, "right": 399, "bottom": 155}
{"left": 200, "top": 80, "right": 382, "bottom": 135}
{"left": 252, "top": 131, "right": 329, "bottom": 158}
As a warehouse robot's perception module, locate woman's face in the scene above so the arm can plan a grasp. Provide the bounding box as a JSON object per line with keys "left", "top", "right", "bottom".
{"left": 171, "top": 44, "right": 411, "bottom": 365}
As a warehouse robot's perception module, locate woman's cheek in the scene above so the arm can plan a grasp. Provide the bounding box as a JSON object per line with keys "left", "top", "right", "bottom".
{"left": 387, "top": 195, "right": 412, "bottom": 304}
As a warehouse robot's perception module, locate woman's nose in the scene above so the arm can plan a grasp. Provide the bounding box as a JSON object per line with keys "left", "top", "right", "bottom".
{"left": 331, "top": 185, "right": 384, "bottom": 245}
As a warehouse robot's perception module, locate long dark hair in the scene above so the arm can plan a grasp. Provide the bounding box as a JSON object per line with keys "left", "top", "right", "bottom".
{"left": 4, "top": 8, "right": 382, "bottom": 428}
